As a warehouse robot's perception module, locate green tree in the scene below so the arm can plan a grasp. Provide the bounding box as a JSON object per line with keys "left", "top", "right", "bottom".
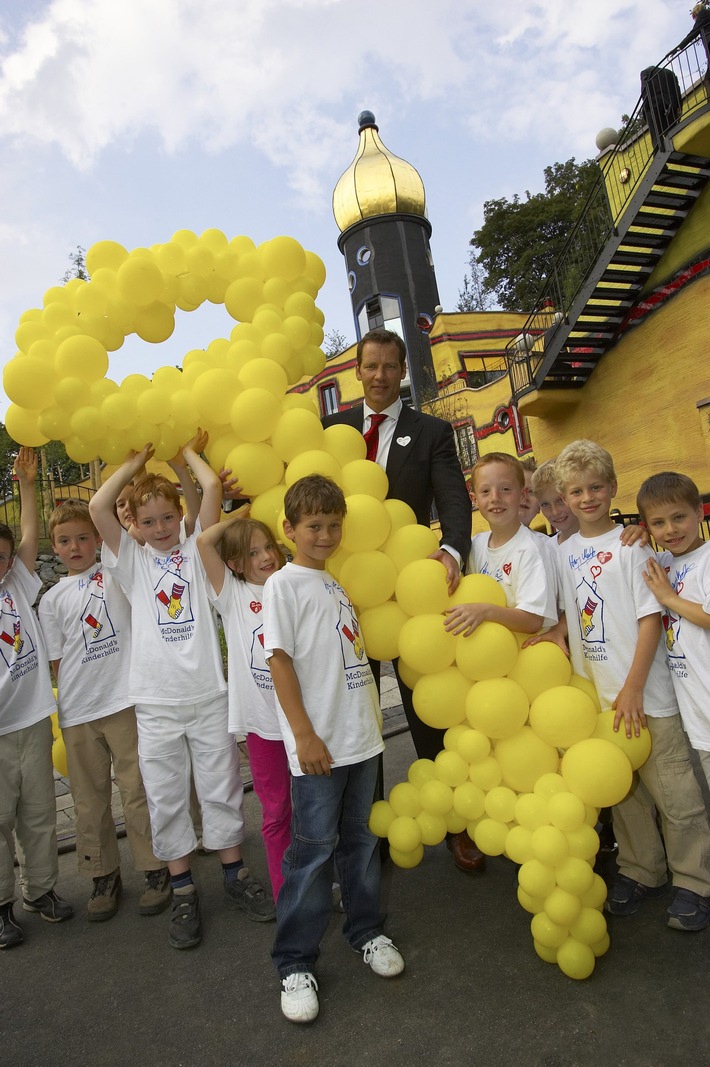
{"left": 0, "top": 422, "right": 16, "bottom": 500}
{"left": 456, "top": 253, "right": 494, "bottom": 312}
{"left": 62, "top": 244, "right": 88, "bottom": 283}
{"left": 472, "top": 158, "right": 600, "bottom": 311}
{"left": 324, "top": 328, "right": 349, "bottom": 358}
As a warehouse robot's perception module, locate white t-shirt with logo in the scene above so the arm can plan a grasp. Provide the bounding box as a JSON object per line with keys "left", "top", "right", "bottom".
{"left": 262, "top": 563, "right": 383, "bottom": 776}
{"left": 469, "top": 524, "right": 558, "bottom": 630}
{"left": 39, "top": 563, "right": 132, "bottom": 728}
{"left": 558, "top": 526, "right": 677, "bottom": 716}
{"left": 209, "top": 568, "right": 281, "bottom": 740}
{"left": 102, "top": 529, "right": 225, "bottom": 706}
{"left": 0, "top": 559, "right": 55, "bottom": 736}
{"left": 655, "top": 543, "right": 710, "bottom": 749}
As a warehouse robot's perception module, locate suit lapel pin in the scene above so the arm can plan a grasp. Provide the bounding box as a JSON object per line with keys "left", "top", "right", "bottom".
{"left": 396, "top": 436, "right": 411, "bottom": 446}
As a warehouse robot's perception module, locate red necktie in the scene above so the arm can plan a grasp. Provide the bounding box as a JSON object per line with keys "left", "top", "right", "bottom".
{"left": 364, "top": 413, "right": 386, "bottom": 463}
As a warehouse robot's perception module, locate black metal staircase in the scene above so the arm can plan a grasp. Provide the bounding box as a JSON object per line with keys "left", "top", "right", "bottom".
{"left": 507, "top": 33, "right": 710, "bottom": 401}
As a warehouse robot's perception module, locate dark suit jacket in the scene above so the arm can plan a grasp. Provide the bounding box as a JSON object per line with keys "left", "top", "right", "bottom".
{"left": 323, "top": 403, "right": 472, "bottom": 564}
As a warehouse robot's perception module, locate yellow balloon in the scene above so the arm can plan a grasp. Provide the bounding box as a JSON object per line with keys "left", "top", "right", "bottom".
{"left": 224, "top": 442, "right": 284, "bottom": 497}
{"left": 456, "top": 728, "right": 491, "bottom": 764}
{"left": 505, "top": 825, "right": 534, "bottom": 864}
{"left": 591, "top": 932, "right": 611, "bottom": 958}
{"left": 416, "top": 810, "right": 448, "bottom": 846}
{"left": 38, "top": 406, "right": 71, "bottom": 440}
{"left": 341, "top": 495, "right": 391, "bottom": 553}
{"left": 561, "top": 738, "right": 633, "bottom": 807}
{"left": 271, "top": 408, "right": 324, "bottom": 460}
{"left": 249, "top": 484, "right": 287, "bottom": 536}
{"left": 338, "top": 551, "right": 397, "bottom": 610}
{"left": 467, "top": 755, "right": 503, "bottom": 791}
{"left": 383, "top": 524, "right": 440, "bottom": 571}
{"left": 569, "top": 673, "right": 602, "bottom": 711}
{"left": 565, "top": 824, "right": 601, "bottom": 861}
{"left": 102, "top": 393, "right": 137, "bottom": 430}
{"left": 455, "top": 622, "right": 519, "bottom": 682}
{"left": 507, "top": 642, "right": 572, "bottom": 703}
{"left": 395, "top": 558, "right": 450, "bottom": 618}
{"left": 399, "top": 615, "right": 457, "bottom": 676}
{"left": 419, "top": 779, "right": 454, "bottom": 816}
{"left": 447, "top": 573, "right": 507, "bottom": 609}
{"left": 225, "top": 277, "right": 265, "bottom": 321}
{"left": 465, "top": 677, "right": 529, "bottom": 739}
{"left": 407, "top": 758, "right": 437, "bottom": 787}
{"left": 556, "top": 937, "right": 595, "bottom": 980}
{"left": 229, "top": 387, "right": 281, "bottom": 443}
{"left": 495, "top": 727, "right": 560, "bottom": 793}
{"left": 358, "top": 600, "right": 409, "bottom": 660}
{"left": 52, "top": 733, "right": 68, "bottom": 777}
{"left": 531, "top": 825, "right": 570, "bottom": 867}
{"left": 484, "top": 785, "right": 518, "bottom": 823}
{"left": 322, "top": 423, "right": 367, "bottom": 466}
{"left": 443, "top": 724, "right": 471, "bottom": 751}
{"left": 434, "top": 750, "right": 469, "bottom": 787}
{"left": 519, "top": 888, "right": 546, "bottom": 915}
{"left": 4, "top": 355, "right": 56, "bottom": 409}
{"left": 518, "top": 859, "right": 556, "bottom": 898}
{"left": 284, "top": 449, "right": 342, "bottom": 488}
{"left": 592, "top": 709, "right": 652, "bottom": 770}
{"left": 50, "top": 710, "right": 60, "bottom": 740}
{"left": 260, "top": 236, "right": 307, "bottom": 282}
{"left": 4, "top": 405, "right": 49, "bottom": 447}
{"left": 238, "top": 357, "right": 288, "bottom": 397}
{"left": 281, "top": 392, "right": 318, "bottom": 416}
{"left": 397, "top": 659, "right": 422, "bottom": 691}
{"left": 412, "top": 666, "right": 470, "bottom": 728}
{"left": 453, "top": 781, "right": 486, "bottom": 821}
{"left": 134, "top": 301, "right": 175, "bottom": 343}
{"left": 556, "top": 857, "right": 595, "bottom": 898}
{"left": 340, "top": 459, "right": 389, "bottom": 501}
{"left": 86, "top": 239, "right": 128, "bottom": 273}
{"left": 388, "top": 782, "right": 422, "bottom": 818}
{"left": 117, "top": 255, "right": 163, "bottom": 305}
{"left": 192, "top": 369, "right": 241, "bottom": 425}
{"left": 529, "top": 686, "right": 598, "bottom": 749}
{"left": 388, "top": 815, "right": 422, "bottom": 852}
{"left": 445, "top": 809, "right": 468, "bottom": 834}
{"left": 533, "top": 773, "right": 568, "bottom": 800}
{"left": 71, "top": 405, "right": 104, "bottom": 441}
{"left": 515, "top": 792, "right": 550, "bottom": 831}
{"left": 547, "top": 792, "right": 586, "bottom": 833}
{"left": 581, "top": 873, "right": 608, "bottom": 910}
{"left": 531, "top": 912, "right": 569, "bottom": 949}
{"left": 383, "top": 498, "right": 417, "bottom": 534}
{"left": 533, "top": 939, "right": 559, "bottom": 963}
{"left": 369, "top": 800, "right": 395, "bottom": 838}
{"left": 474, "top": 819, "right": 509, "bottom": 856}
{"left": 390, "top": 843, "right": 424, "bottom": 869}
{"left": 55, "top": 335, "right": 109, "bottom": 382}
{"left": 544, "top": 887, "right": 582, "bottom": 928}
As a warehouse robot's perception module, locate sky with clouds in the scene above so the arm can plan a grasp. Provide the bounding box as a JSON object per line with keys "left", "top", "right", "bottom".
{"left": 0, "top": 0, "right": 695, "bottom": 418}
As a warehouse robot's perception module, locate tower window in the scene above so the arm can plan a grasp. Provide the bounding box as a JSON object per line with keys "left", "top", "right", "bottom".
{"left": 348, "top": 271, "right": 356, "bottom": 292}
{"left": 356, "top": 246, "right": 372, "bottom": 266}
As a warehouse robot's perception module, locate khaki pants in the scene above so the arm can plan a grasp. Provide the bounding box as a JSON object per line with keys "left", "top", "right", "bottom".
{"left": 64, "top": 707, "right": 162, "bottom": 877}
{"left": 0, "top": 718, "right": 58, "bottom": 905}
{"left": 613, "top": 714, "right": 710, "bottom": 896}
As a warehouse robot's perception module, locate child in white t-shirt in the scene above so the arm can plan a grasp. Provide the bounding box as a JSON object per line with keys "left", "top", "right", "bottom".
{"left": 39, "top": 500, "right": 171, "bottom": 923}
{"left": 90, "top": 438, "right": 273, "bottom": 950}
{"left": 263, "top": 475, "right": 404, "bottom": 1025}
{"left": 197, "top": 513, "right": 290, "bottom": 899}
{"left": 637, "top": 472, "right": 710, "bottom": 789}
{"left": 0, "top": 448, "right": 72, "bottom": 949}
{"left": 551, "top": 440, "right": 710, "bottom": 933}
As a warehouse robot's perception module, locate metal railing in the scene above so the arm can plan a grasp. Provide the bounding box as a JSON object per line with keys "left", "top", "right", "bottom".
{"left": 506, "top": 31, "right": 710, "bottom": 399}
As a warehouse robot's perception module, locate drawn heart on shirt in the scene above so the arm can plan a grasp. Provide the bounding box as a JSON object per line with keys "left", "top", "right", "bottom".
{"left": 250, "top": 601, "right": 262, "bottom": 613}
{"left": 590, "top": 565, "right": 602, "bottom": 580}
{"left": 596, "top": 551, "right": 612, "bottom": 564}
{"left": 503, "top": 563, "right": 512, "bottom": 576}
{"left": 396, "top": 436, "right": 411, "bottom": 446}
{"left": 676, "top": 581, "right": 684, "bottom": 594}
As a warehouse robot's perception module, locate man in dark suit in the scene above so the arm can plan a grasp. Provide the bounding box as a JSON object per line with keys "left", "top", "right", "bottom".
{"left": 323, "top": 328, "right": 482, "bottom": 871}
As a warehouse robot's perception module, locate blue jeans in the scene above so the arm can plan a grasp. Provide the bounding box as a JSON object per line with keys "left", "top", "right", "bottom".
{"left": 272, "top": 755, "right": 384, "bottom": 978}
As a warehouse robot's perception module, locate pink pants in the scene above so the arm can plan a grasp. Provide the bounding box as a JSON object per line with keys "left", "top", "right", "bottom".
{"left": 245, "top": 734, "right": 291, "bottom": 900}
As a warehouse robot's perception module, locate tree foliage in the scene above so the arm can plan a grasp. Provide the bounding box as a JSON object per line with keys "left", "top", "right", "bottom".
{"left": 456, "top": 253, "right": 494, "bottom": 312}
{"left": 62, "top": 244, "right": 88, "bottom": 283}
{"left": 323, "top": 328, "right": 349, "bottom": 358}
{"left": 471, "top": 158, "right": 600, "bottom": 312}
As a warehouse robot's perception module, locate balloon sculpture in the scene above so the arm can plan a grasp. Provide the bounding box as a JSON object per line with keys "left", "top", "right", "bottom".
{"left": 4, "top": 230, "right": 651, "bottom": 981}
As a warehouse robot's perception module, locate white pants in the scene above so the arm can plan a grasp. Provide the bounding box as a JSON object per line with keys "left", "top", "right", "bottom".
{"left": 135, "top": 695, "right": 244, "bottom": 862}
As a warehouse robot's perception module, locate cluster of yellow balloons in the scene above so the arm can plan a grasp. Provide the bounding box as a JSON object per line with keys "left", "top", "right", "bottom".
{"left": 3, "top": 231, "right": 328, "bottom": 463}
{"left": 367, "top": 579, "right": 653, "bottom": 980}
{"left": 50, "top": 709, "right": 68, "bottom": 778}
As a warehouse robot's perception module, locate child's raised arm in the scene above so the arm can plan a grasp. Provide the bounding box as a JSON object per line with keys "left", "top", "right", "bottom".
{"left": 13, "top": 447, "right": 39, "bottom": 571}
{"left": 89, "top": 446, "right": 154, "bottom": 557}
{"left": 181, "top": 432, "right": 221, "bottom": 532}
{"left": 168, "top": 429, "right": 208, "bottom": 537}
{"left": 643, "top": 557, "right": 710, "bottom": 630}
{"left": 196, "top": 506, "right": 249, "bottom": 596}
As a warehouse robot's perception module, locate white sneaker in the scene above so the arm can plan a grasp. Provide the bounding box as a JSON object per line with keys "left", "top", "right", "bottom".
{"left": 281, "top": 971, "right": 319, "bottom": 1023}
{"left": 362, "top": 935, "right": 405, "bottom": 977}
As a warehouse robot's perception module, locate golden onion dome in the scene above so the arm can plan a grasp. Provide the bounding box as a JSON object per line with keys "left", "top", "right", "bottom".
{"left": 332, "top": 111, "right": 427, "bottom": 233}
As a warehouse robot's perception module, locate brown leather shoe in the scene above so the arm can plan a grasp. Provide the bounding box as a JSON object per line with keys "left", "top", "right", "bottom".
{"left": 447, "top": 831, "right": 486, "bottom": 873}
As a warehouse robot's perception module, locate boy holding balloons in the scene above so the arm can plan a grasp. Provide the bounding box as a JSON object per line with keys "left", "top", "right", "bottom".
{"left": 0, "top": 448, "right": 73, "bottom": 948}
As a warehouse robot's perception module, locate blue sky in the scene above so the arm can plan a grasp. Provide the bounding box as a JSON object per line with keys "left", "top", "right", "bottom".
{"left": 0, "top": 0, "right": 694, "bottom": 419}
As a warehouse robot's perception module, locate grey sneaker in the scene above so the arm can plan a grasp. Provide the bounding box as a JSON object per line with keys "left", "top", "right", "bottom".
{"left": 169, "top": 888, "right": 202, "bottom": 949}
{"left": 361, "top": 935, "right": 405, "bottom": 977}
{"left": 224, "top": 867, "right": 275, "bottom": 922}
{"left": 22, "top": 889, "right": 73, "bottom": 923}
{"left": 0, "top": 903, "right": 23, "bottom": 948}
{"left": 139, "top": 868, "right": 172, "bottom": 916}
{"left": 87, "top": 870, "right": 122, "bottom": 922}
